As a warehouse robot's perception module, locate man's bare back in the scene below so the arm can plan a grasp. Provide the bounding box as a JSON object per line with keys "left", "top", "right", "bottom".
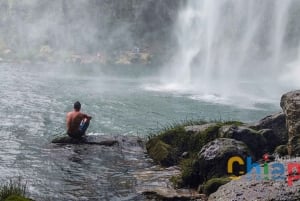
{"left": 67, "top": 101, "right": 92, "bottom": 138}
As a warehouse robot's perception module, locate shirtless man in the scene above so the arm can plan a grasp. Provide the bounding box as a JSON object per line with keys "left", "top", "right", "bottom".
{"left": 66, "top": 101, "right": 92, "bottom": 139}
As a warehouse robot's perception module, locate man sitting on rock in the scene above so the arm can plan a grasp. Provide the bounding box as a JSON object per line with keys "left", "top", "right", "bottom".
{"left": 66, "top": 101, "right": 92, "bottom": 139}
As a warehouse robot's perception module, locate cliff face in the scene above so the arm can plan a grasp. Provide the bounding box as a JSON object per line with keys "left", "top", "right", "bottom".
{"left": 0, "top": 0, "right": 183, "bottom": 57}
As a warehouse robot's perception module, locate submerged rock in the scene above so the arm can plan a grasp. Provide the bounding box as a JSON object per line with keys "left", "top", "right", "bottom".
{"left": 280, "top": 90, "right": 300, "bottom": 155}
{"left": 51, "top": 135, "right": 118, "bottom": 146}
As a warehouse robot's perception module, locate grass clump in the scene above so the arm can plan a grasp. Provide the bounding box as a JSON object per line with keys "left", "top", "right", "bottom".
{"left": 146, "top": 138, "right": 177, "bottom": 166}
{"left": 179, "top": 157, "right": 201, "bottom": 188}
{"left": 0, "top": 178, "right": 30, "bottom": 201}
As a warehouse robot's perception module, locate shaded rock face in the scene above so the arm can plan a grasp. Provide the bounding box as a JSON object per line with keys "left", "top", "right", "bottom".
{"left": 280, "top": 90, "right": 300, "bottom": 155}
{"left": 197, "top": 138, "right": 252, "bottom": 183}
{"left": 219, "top": 126, "right": 266, "bottom": 159}
{"left": 258, "top": 129, "right": 281, "bottom": 153}
{"left": 274, "top": 145, "right": 288, "bottom": 157}
{"left": 250, "top": 112, "right": 288, "bottom": 145}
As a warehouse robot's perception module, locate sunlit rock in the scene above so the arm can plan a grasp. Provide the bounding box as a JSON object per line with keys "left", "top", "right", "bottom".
{"left": 280, "top": 90, "right": 300, "bottom": 155}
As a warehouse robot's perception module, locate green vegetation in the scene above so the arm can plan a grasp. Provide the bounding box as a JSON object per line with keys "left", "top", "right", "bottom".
{"left": 146, "top": 138, "right": 177, "bottom": 166}
{"left": 0, "top": 179, "right": 31, "bottom": 201}
{"left": 201, "top": 177, "right": 231, "bottom": 195}
{"left": 4, "top": 195, "right": 31, "bottom": 201}
{"left": 146, "top": 120, "right": 244, "bottom": 189}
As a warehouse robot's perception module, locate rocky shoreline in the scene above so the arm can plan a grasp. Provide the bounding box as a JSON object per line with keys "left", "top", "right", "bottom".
{"left": 142, "top": 90, "right": 300, "bottom": 201}
{"left": 47, "top": 90, "right": 300, "bottom": 201}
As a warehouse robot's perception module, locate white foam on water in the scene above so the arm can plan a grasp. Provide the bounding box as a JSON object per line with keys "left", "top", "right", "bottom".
{"left": 159, "top": 0, "right": 300, "bottom": 104}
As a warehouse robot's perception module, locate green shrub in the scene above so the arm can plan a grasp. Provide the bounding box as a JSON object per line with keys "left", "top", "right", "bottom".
{"left": 179, "top": 158, "right": 200, "bottom": 188}
{"left": 146, "top": 138, "right": 177, "bottom": 166}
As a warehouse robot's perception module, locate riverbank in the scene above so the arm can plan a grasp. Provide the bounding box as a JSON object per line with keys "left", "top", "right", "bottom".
{"left": 144, "top": 90, "right": 300, "bottom": 200}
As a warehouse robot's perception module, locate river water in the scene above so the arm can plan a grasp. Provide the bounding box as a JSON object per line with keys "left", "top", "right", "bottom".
{"left": 0, "top": 63, "right": 279, "bottom": 200}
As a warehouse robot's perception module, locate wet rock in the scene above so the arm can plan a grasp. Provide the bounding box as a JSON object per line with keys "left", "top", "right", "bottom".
{"left": 250, "top": 112, "right": 288, "bottom": 145}
{"left": 280, "top": 90, "right": 300, "bottom": 156}
{"left": 51, "top": 135, "right": 118, "bottom": 146}
{"left": 134, "top": 166, "right": 206, "bottom": 201}
{"left": 196, "top": 138, "right": 252, "bottom": 184}
{"left": 219, "top": 125, "right": 266, "bottom": 158}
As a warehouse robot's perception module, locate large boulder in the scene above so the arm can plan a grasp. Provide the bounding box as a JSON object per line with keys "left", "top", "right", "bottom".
{"left": 250, "top": 112, "right": 288, "bottom": 145}
{"left": 196, "top": 138, "right": 252, "bottom": 184}
{"left": 208, "top": 159, "right": 300, "bottom": 201}
{"left": 280, "top": 90, "right": 300, "bottom": 155}
{"left": 219, "top": 125, "right": 267, "bottom": 159}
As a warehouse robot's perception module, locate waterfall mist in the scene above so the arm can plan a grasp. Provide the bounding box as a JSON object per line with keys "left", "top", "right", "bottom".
{"left": 0, "top": 0, "right": 180, "bottom": 65}
{"left": 159, "top": 0, "right": 300, "bottom": 107}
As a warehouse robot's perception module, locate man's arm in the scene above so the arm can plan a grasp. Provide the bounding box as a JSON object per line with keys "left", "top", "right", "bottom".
{"left": 82, "top": 113, "right": 92, "bottom": 120}
{"left": 66, "top": 112, "right": 72, "bottom": 130}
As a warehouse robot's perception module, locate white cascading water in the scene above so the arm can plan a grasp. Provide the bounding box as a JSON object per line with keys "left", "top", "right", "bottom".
{"left": 158, "top": 0, "right": 300, "bottom": 107}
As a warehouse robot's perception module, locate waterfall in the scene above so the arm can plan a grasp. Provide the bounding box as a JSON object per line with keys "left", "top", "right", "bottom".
{"left": 160, "top": 0, "right": 300, "bottom": 105}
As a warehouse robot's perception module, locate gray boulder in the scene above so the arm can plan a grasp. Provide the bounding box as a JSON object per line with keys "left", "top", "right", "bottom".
{"left": 249, "top": 112, "right": 287, "bottom": 145}
{"left": 219, "top": 125, "right": 267, "bottom": 159}
{"left": 196, "top": 138, "right": 252, "bottom": 183}
{"left": 280, "top": 90, "right": 300, "bottom": 155}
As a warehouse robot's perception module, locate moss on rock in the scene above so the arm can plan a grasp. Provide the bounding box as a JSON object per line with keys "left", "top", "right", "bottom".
{"left": 146, "top": 138, "right": 177, "bottom": 166}
{"left": 146, "top": 121, "right": 261, "bottom": 188}
{"left": 4, "top": 195, "right": 32, "bottom": 201}
{"left": 202, "top": 177, "right": 231, "bottom": 195}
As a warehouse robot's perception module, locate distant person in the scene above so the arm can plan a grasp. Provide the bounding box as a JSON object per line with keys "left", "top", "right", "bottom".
{"left": 66, "top": 101, "right": 92, "bottom": 139}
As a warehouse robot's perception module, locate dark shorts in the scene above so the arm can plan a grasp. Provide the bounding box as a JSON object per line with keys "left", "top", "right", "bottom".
{"left": 68, "top": 119, "right": 90, "bottom": 139}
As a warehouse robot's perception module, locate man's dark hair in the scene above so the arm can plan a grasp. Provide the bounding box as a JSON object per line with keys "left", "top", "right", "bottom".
{"left": 74, "top": 101, "right": 81, "bottom": 111}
